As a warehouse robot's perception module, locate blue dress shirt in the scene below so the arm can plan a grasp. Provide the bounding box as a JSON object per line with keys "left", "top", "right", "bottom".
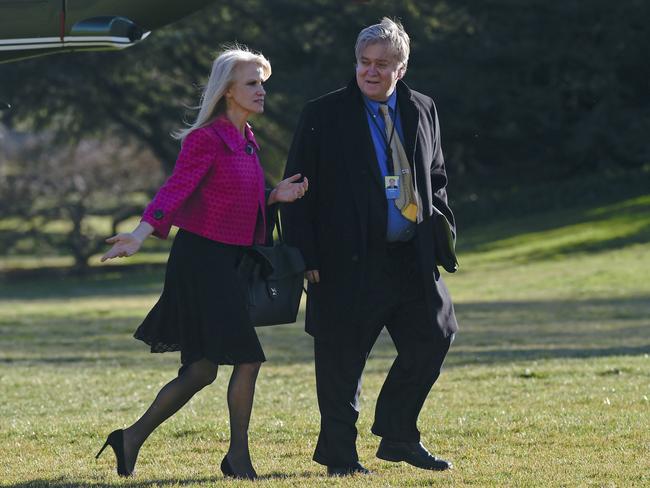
{"left": 363, "top": 91, "right": 416, "bottom": 242}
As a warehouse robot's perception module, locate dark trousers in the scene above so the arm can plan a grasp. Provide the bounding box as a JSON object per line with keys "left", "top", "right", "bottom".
{"left": 312, "top": 241, "right": 453, "bottom": 467}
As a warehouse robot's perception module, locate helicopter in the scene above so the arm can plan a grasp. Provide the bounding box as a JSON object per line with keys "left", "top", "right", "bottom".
{"left": 0, "top": 0, "right": 217, "bottom": 64}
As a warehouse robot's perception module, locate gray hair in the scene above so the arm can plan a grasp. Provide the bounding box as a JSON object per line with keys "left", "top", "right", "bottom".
{"left": 174, "top": 45, "right": 271, "bottom": 141}
{"left": 355, "top": 17, "right": 410, "bottom": 71}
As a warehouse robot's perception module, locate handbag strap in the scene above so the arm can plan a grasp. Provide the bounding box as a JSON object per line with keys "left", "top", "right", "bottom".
{"left": 265, "top": 202, "right": 285, "bottom": 244}
{"left": 275, "top": 207, "right": 285, "bottom": 243}
{"left": 274, "top": 206, "right": 308, "bottom": 294}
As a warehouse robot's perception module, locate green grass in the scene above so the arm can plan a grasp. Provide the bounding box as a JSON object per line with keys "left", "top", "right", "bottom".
{"left": 1, "top": 195, "right": 649, "bottom": 487}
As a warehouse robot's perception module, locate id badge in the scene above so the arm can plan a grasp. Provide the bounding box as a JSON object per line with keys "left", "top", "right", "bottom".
{"left": 385, "top": 176, "right": 400, "bottom": 200}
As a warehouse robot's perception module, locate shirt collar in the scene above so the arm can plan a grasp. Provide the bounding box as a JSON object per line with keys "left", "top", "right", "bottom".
{"left": 210, "top": 115, "right": 260, "bottom": 153}
{"left": 362, "top": 89, "right": 398, "bottom": 116}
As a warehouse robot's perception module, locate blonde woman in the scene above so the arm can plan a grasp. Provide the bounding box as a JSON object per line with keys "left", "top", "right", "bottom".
{"left": 96, "top": 46, "right": 308, "bottom": 480}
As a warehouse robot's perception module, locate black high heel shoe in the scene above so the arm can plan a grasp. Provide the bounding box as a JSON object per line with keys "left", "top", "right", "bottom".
{"left": 220, "top": 455, "right": 257, "bottom": 480}
{"left": 96, "top": 429, "right": 134, "bottom": 477}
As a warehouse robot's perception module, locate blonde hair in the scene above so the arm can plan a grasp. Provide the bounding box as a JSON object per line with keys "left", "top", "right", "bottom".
{"left": 174, "top": 45, "right": 271, "bottom": 141}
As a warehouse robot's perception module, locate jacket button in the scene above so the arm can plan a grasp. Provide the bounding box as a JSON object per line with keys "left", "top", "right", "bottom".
{"left": 153, "top": 209, "right": 164, "bottom": 220}
{"left": 351, "top": 254, "right": 359, "bottom": 262}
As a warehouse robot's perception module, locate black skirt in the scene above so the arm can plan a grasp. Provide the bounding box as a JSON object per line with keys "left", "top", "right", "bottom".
{"left": 134, "top": 229, "right": 266, "bottom": 368}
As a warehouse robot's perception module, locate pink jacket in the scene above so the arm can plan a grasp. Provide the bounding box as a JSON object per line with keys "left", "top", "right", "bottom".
{"left": 141, "top": 116, "right": 267, "bottom": 245}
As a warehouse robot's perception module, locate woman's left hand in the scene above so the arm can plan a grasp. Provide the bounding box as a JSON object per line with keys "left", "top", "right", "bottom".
{"left": 269, "top": 173, "right": 309, "bottom": 204}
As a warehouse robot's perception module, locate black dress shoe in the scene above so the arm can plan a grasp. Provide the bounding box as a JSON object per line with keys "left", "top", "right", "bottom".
{"left": 220, "top": 455, "right": 258, "bottom": 480}
{"left": 95, "top": 429, "right": 134, "bottom": 477}
{"left": 376, "top": 439, "right": 452, "bottom": 471}
{"left": 327, "top": 461, "right": 372, "bottom": 476}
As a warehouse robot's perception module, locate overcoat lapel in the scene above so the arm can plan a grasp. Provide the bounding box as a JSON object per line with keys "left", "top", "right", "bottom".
{"left": 397, "top": 83, "right": 419, "bottom": 167}
{"left": 337, "top": 81, "right": 380, "bottom": 248}
{"left": 397, "top": 82, "right": 431, "bottom": 216}
{"left": 339, "top": 82, "right": 383, "bottom": 190}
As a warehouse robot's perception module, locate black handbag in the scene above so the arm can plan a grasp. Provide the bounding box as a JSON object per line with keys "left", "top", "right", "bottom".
{"left": 432, "top": 204, "right": 459, "bottom": 273}
{"left": 238, "top": 215, "right": 306, "bottom": 327}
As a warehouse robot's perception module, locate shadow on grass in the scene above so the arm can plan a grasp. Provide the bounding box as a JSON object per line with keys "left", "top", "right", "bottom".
{"left": 5, "top": 471, "right": 323, "bottom": 488}
{"left": 441, "top": 344, "right": 650, "bottom": 367}
{"left": 4, "top": 479, "right": 215, "bottom": 488}
{"left": 0, "top": 267, "right": 165, "bottom": 300}
{"left": 370, "top": 294, "right": 650, "bottom": 367}
{"left": 1, "top": 295, "right": 648, "bottom": 368}
{"left": 0, "top": 356, "right": 113, "bottom": 365}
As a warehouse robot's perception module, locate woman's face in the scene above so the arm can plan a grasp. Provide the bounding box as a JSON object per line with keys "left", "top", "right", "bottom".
{"left": 226, "top": 62, "right": 266, "bottom": 115}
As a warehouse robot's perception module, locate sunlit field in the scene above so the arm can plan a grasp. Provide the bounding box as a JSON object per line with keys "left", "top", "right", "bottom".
{"left": 1, "top": 194, "right": 649, "bottom": 487}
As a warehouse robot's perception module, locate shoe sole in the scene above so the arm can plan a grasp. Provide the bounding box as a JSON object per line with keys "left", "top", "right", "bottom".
{"left": 327, "top": 470, "right": 372, "bottom": 477}
{"left": 376, "top": 449, "right": 452, "bottom": 471}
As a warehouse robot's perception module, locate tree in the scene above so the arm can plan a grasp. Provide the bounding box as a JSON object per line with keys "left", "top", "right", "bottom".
{"left": 0, "top": 2, "right": 466, "bottom": 174}
{"left": 1, "top": 0, "right": 648, "bottom": 223}
{"left": 0, "top": 130, "right": 163, "bottom": 271}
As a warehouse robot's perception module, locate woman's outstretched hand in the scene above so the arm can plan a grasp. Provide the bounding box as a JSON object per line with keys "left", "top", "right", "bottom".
{"left": 101, "top": 233, "right": 144, "bottom": 262}
{"left": 268, "top": 174, "right": 309, "bottom": 204}
{"left": 101, "top": 221, "right": 154, "bottom": 262}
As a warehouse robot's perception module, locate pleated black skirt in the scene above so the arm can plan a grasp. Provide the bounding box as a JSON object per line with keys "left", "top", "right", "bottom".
{"left": 134, "top": 229, "right": 266, "bottom": 368}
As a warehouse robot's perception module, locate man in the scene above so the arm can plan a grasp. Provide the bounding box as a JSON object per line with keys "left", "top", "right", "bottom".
{"left": 283, "top": 17, "right": 458, "bottom": 476}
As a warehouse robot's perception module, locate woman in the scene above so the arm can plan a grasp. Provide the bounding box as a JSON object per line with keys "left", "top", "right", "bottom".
{"left": 96, "top": 47, "right": 308, "bottom": 480}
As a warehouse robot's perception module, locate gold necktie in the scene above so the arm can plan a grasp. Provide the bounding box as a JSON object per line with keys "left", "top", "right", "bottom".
{"left": 379, "top": 104, "right": 419, "bottom": 222}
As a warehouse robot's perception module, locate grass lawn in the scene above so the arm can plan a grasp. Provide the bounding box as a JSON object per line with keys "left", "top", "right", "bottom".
{"left": 1, "top": 194, "right": 649, "bottom": 487}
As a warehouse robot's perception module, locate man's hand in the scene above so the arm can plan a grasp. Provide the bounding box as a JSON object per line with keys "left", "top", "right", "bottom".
{"left": 305, "top": 270, "right": 320, "bottom": 283}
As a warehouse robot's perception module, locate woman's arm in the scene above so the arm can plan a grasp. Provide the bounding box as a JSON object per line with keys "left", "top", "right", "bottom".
{"left": 141, "top": 128, "right": 216, "bottom": 239}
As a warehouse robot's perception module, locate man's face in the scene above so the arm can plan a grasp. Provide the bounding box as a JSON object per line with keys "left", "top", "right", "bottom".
{"left": 356, "top": 42, "right": 404, "bottom": 102}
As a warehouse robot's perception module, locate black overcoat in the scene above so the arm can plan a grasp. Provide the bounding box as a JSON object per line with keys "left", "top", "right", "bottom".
{"left": 283, "top": 79, "right": 458, "bottom": 342}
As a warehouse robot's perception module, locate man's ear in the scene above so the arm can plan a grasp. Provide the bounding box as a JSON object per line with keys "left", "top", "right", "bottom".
{"left": 397, "top": 65, "right": 407, "bottom": 80}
